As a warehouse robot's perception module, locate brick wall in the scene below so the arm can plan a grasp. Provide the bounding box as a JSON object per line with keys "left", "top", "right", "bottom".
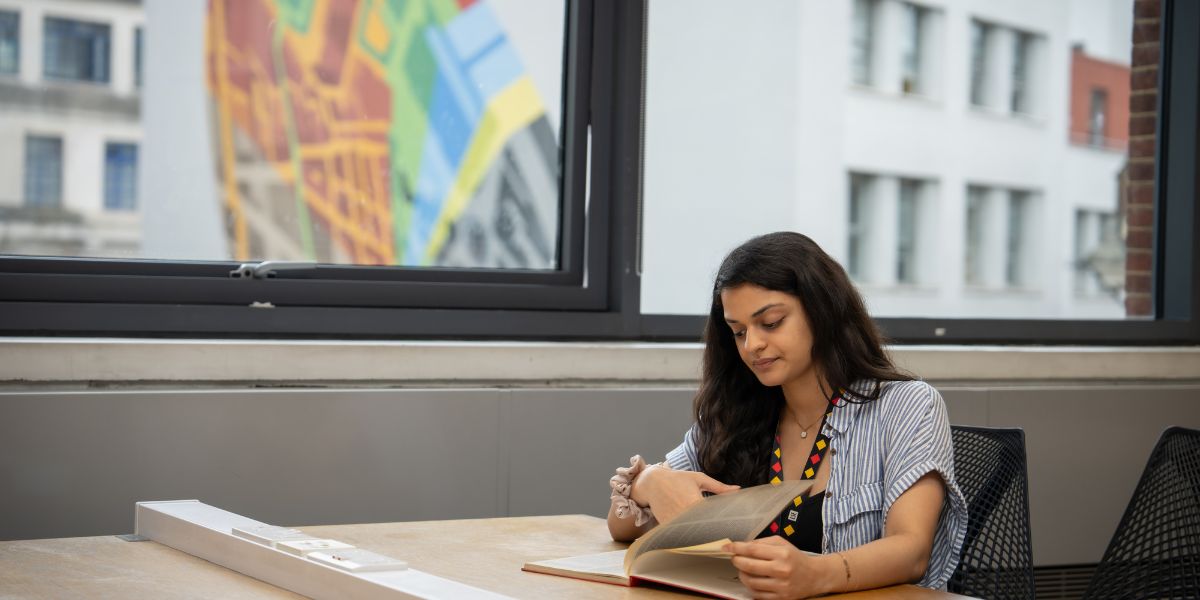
{"left": 1124, "top": 0, "right": 1160, "bottom": 316}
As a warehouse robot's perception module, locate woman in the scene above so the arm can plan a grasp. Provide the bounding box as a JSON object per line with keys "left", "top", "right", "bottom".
{"left": 607, "top": 232, "right": 966, "bottom": 598}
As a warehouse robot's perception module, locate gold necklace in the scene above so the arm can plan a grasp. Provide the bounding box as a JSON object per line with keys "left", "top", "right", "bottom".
{"left": 787, "top": 406, "right": 825, "bottom": 439}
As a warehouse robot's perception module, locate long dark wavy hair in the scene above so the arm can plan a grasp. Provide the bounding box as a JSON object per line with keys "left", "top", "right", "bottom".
{"left": 694, "top": 231, "right": 911, "bottom": 487}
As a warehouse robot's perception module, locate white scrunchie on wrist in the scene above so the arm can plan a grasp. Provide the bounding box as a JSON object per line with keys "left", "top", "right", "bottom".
{"left": 610, "top": 454, "right": 662, "bottom": 527}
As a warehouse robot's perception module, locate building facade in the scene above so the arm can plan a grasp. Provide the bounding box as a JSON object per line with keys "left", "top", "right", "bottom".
{"left": 834, "top": 0, "right": 1131, "bottom": 319}
{"left": 640, "top": 0, "right": 1133, "bottom": 320}
{"left": 0, "top": 0, "right": 143, "bottom": 258}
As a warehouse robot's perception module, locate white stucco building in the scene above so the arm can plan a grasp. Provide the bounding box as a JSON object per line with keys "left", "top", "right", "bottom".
{"left": 0, "top": 0, "right": 144, "bottom": 258}
{"left": 642, "top": 0, "right": 1132, "bottom": 320}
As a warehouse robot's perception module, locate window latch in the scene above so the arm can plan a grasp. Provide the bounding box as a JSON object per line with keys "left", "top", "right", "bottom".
{"left": 228, "top": 261, "right": 317, "bottom": 279}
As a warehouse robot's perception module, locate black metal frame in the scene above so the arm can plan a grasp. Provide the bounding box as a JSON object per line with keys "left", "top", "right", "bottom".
{"left": 0, "top": 0, "right": 646, "bottom": 336}
{"left": 0, "top": 0, "right": 1197, "bottom": 344}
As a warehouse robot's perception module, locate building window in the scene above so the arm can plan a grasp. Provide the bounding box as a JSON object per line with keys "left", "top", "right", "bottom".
{"left": 0, "top": 10, "right": 18, "bottom": 75}
{"left": 896, "top": 178, "right": 921, "bottom": 284}
{"left": 43, "top": 17, "right": 111, "bottom": 83}
{"left": 847, "top": 174, "right": 872, "bottom": 279}
{"left": 964, "top": 186, "right": 987, "bottom": 286}
{"left": 850, "top": 0, "right": 875, "bottom": 86}
{"left": 965, "top": 186, "right": 1038, "bottom": 290}
{"left": 969, "top": 20, "right": 989, "bottom": 106}
{"left": 1075, "top": 209, "right": 1123, "bottom": 296}
{"left": 24, "top": 136, "right": 63, "bottom": 208}
{"left": 1011, "top": 31, "right": 1033, "bottom": 114}
{"left": 104, "top": 143, "right": 138, "bottom": 211}
{"left": 134, "top": 27, "right": 143, "bottom": 88}
{"left": 1006, "top": 191, "right": 1030, "bottom": 286}
{"left": 899, "top": 3, "right": 926, "bottom": 94}
{"left": 1089, "top": 88, "right": 1108, "bottom": 147}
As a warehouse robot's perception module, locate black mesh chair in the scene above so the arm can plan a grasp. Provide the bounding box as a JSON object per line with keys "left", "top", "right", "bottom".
{"left": 1084, "top": 426, "right": 1200, "bottom": 600}
{"left": 947, "top": 425, "right": 1035, "bottom": 600}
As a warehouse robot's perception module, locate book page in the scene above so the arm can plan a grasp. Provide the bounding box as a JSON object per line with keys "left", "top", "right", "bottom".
{"left": 630, "top": 551, "right": 750, "bottom": 600}
{"left": 626, "top": 480, "right": 811, "bottom": 569}
{"left": 667, "top": 538, "right": 735, "bottom": 558}
{"left": 522, "top": 549, "right": 630, "bottom": 585}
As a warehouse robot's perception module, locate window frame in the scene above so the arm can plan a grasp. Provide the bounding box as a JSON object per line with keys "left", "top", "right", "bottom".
{"left": 1, "top": 0, "right": 1199, "bottom": 346}
{"left": 0, "top": 0, "right": 649, "bottom": 336}
{"left": 847, "top": 173, "right": 871, "bottom": 279}
{"left": 850, "top": 0, "right": 875, "bottom": 87}
{"left": 103, "top": 141, "right": 138, "bottom": 212}
{"left": 134, "top": 26, "right": 142, "bottom": 88}
{"left": 1010, "top": 30, "right": 1033, "bottom": 114}
{"left": 899, "top": 2, "right": 925, "bottom": 95}
{"left": 1004, "top": 189, "right": 1030, "bottom": 288}
{"left": 964, "top": 185, "right": 986, "bottom": 287}
{"left": 1089, "top": 87, "right": 1108, "bottom": 146}
{"left": 0, "top": 9, "right": 19, "bottom": 76}
{"left": 23, "top": 134, "right": 64, "bottom": 208}
{"left": 42, "top": 16, "right": 113, "bottom": 84}
{"left": 968, "top": 19, "right": 990, "bottom": 107}
{"left": 895, "top": 178, "right": 920, "bottom": 284}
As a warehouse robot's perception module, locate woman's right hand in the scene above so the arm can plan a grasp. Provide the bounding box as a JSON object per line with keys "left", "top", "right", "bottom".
{"left": 630, "top": 466, "right": 740, "bottom": 525}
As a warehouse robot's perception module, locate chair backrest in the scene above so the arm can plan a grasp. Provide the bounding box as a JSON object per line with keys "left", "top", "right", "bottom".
{"left": 948, "top": 425, "right": 1035, "bottom": 600}
{"left": 1084, "top": 426, "right": 1200, "bottom": 600}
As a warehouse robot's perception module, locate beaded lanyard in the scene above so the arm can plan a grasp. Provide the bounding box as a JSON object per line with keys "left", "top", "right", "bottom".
{"left": 766, "top": 392, "right": 839, "bottom": 538}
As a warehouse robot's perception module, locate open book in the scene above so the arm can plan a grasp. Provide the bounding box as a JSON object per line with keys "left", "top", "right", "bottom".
{"left": 522, "top": 480, "right": 813, "bottom": 600}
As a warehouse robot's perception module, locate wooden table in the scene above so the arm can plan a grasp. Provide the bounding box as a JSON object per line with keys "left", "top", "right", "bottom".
{"left": 0, "top": 514, "right": 973, "bottom": 599}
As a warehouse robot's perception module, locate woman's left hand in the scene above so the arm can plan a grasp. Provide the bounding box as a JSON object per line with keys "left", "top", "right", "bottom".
{"left": 725, "top": 536, "right": 829, "bottom": 599}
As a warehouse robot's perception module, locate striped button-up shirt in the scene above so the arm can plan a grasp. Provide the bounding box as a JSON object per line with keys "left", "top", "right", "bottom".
{"left": 664, "top": 379, "right": 967, "bottom": 589}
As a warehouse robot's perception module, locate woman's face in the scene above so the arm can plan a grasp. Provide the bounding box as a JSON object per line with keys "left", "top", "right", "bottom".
{"left": 720, "top": 284, "right": 817, "bottom": 388}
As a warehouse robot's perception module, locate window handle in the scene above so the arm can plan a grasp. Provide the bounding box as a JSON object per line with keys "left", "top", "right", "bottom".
{"left": 228, "top": 261, "right": 317, "bottom": 279}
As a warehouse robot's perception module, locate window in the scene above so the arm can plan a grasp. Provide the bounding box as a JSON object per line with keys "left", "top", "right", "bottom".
{"left": 961, "top": 185, "right": 1036, "bottom": 290}
{"left": 0, "top": 10, "right": 17, "bottom": 76}
{"left": 1089, "top": 88, "right": 1108, "bottom": 146}
{"left": 896, "top": 178, "right": 920, "bottom": 283}
{"left": 1005, "top": 191, "right": 1031, "bottom": 287}
{"left": 0, "top": 0, "right": 643, "bottom": 336}
{"left": 24, "top": 136, "right": 63, "bottom": 208}
{"left": 899, "top": 3, "right": 926, "bottom": 94}
{"left": 850, "top": 0, "right": 876, "bottom": 86}
{"left": 134, "top": 27, "right": 142, "bottom": 88}
{"left": 1074, "top": 211, "right": 1089, "bottom": 293}
{"left": 964, "top": 186, "right": 986, "bottom": 286}
{"left": 1, "top": 0, "right": 1197, "bottom": 344}
{"left": 852, "top": 1, "right": 939, "bottom": 96}
{"left": 1011, "top": 31, "right": 1033, "bottom": 114}
{"left": 970, "top": 21, "right": 1043, "bottom": 116}
{"left": 104, "top": 143, "right": 138, "bottom": 211}
{"left": 43, "top": 17, "right": 111, "bottom": 83}
{"left": 969, "top": 20, "right": 989, "bottom": 106}
{"left": 1069, "top": 46, "right": 1128, "bottom": 150}
{"left": 847, "top": 174, "right": 872, "bottom": 279}
{"left": 1075, "top": 209, "right": 1123, "bottom": 297}
{"left": 841, "top": 173, "right": 927, "bottom": 287}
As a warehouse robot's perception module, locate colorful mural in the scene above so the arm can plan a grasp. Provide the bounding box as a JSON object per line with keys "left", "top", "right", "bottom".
{"left": 206, "top": 0, "right": 560, "bottom": 268}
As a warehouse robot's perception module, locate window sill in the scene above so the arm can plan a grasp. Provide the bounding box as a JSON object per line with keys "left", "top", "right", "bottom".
{"left": 967, "top": 105, "right": 1046, "bottom": 128}
{"left": 0, "top": 338, "right": 1196, "bottom": 386}
{"left": 855, "top": 283, "right": 939, "bottom": 296}
{"left": 848, "top": 83, "right": 943, "bottom": 108}
{"left": 963, "top": 285, "right": 1042, "bottom": 297}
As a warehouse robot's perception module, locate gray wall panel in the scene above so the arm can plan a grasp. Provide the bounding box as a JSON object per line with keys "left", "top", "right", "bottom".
{"left": 2, "top": 382, "right": 1199, "bottom": 570}
{"left": 504, "top": 388, "right": 694, "bottom": 518}
{"left": 986, "top": 385, "right": 1200, "bottom": 566}
{"left": 0, "top": 390, "right": 503, "bottom": 540}
{"left": 938, "top": 387, "right": 990, "bottom": 426}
